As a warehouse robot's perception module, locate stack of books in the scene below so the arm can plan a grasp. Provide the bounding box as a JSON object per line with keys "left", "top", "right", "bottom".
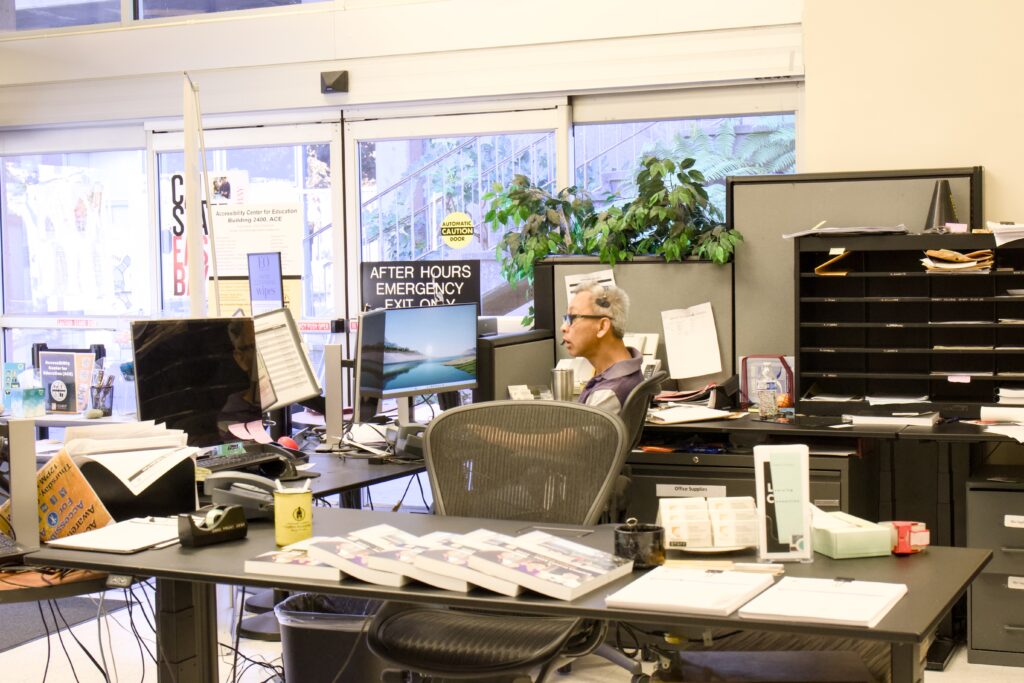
{"left": 245, "top": 524, "right": 633, "bottom": 601}
{"left": 920, "top": 249, "right": 993, "bottom": 273}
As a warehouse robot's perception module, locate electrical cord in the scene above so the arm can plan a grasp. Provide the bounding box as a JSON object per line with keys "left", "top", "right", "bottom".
{"left": 51, "top": 598, "right": 110, "bottom": 682}
{"left": 46, "top": 600, "right": 81, "bottom": 683}
{"left": 36, "top": 601, "right": 52, "bottom": 682}
{"left": 231, "top": 586, "right": 245, "bottom": 681}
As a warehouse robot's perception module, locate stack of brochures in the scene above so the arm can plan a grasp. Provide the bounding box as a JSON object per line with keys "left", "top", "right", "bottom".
{"left": 998, "top": 388, "right": 1024, "bottom": 405}
{"left": 248, "top": 524, "right": 633, "bottom": 601}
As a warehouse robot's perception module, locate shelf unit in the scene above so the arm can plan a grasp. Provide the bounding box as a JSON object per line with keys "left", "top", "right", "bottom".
{"left": 795, "top": 234, "right": 1024, "bottom": 418}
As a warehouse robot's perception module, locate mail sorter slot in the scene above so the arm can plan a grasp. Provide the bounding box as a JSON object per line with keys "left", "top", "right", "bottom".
{"left": 968, "top": 489, "right": 1024, "bottom": 575}
{"left": 625, "top": 465, "right": 842, "bottom": 525}
{"left": 971, "top": 573, "right": 1024, "bottom": 654}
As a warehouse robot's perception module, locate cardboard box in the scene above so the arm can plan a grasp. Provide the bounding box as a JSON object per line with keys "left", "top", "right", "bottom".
{"left": 812, "top": 509, "right": 891, "bottom": 559}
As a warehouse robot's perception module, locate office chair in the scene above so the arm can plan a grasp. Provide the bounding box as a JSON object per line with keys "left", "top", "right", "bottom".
{"left": 605, "top": 370, "right": 669, "bottom": 524}
{"left": 367, "top": 400, "right": 636, "bottom": 682}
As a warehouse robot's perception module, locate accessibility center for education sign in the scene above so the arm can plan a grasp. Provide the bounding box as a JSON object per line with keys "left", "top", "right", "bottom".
{"left": 361, "top": 260, "right": 481, "bottom": 310}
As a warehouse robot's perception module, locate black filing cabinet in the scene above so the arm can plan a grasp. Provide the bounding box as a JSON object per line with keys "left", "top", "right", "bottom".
{"left": 967, "top": 466, "right": 1024, "bottom": 666}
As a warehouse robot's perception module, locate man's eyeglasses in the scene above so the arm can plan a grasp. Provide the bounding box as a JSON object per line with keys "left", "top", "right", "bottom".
{"left": 562, "top": 313, "right": 607, "bottom": 326}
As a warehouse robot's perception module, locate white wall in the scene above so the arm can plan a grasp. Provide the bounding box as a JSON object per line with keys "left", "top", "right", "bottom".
{"left": 802, "top": 0, "right": 1024, "bottom": 223}
{"left": 0, "top": 0, "right": 803, "bottom": 127}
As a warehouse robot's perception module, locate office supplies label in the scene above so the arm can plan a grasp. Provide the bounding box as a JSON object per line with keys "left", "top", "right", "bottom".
{"left": 1005, "top": 514, "right": 1024, "bottom": 529}
{"left": 656, "top": 484, "right": 726, "bottom": 498}
{"left": 1008, "top": 576, "right": 1024, "bottom": 591}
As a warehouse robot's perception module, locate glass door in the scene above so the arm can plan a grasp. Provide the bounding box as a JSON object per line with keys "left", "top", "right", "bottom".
{"left": 344, "top": 107, "right": 571, "bottom": 321}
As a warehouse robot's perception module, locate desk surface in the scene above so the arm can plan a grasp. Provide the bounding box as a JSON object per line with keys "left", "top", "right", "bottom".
{"left": 306, "top": 453, "right": 425, "bottom": 498}
{"left": 29, "top": 507, "right": 989, "bottom": 645}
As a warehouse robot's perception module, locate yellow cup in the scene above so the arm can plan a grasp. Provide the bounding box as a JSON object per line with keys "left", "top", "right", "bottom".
{"left": 274, "top": 487, "right": 313, "bottom": 547}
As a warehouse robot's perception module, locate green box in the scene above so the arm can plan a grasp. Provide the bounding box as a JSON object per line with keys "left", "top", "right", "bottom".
{"left": 812, "top": 511, "right": 892, "bottom": 559}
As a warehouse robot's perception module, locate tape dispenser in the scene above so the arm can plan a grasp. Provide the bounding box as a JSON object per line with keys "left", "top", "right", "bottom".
{"left": 178, "top": 504, "right": 248, "bottom": 547}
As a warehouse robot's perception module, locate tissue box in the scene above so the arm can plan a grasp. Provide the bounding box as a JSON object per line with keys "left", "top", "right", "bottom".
{"left": 812, "top": 510, "right": 891, "bottom": 559}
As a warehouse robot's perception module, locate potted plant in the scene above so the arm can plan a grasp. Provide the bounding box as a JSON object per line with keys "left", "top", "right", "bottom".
{"left": 483, "top": 155, "right": 742, "bottom": 322}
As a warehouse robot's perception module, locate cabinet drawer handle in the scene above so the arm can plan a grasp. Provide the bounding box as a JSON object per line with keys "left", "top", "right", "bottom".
{"left": 1004, "top": 625, "right": 1024, "bottom": 633}
{"left": 1000, "top": 547, "right": 1024, "bottom": 554}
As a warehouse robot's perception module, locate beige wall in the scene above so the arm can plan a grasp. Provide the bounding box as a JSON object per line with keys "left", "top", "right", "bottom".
{"left": 0, "top": 0, "right": 803, "bottom": 128}
{"left": 802, "top": 0, "right": 1024, "bottom": 223}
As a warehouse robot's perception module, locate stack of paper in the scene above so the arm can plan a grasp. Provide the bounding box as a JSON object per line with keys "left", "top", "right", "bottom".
{"left": 986, "top": 220, "right": 1024, "bottom": 247}
{"left": 646, "top": 405, "right": 731, "bottom": 424}
{"left": 63, "top": 421, "right": 196, "bottom": 498}
{"left": 782, "top": 224, "right": 908, "bottom": 239}
{"left": 738, "top": 576, "right": 907, "bottom": 628}
{"left": 847, "top": 412, "right": 941, "bottom": 427}
{"left": 605, "top": 567, "right": 774, "bottom": 616}
{"left": 920, "top": 249, "right": 993, "bottom": 273}
{"left": 865, "top": 395, "right": 929, "bottom": 406}
{"left": 998, "top": 388, "right": 1024, "bottom": 405}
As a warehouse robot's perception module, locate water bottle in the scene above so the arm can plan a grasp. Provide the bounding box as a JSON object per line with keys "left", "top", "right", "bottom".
{"left": 756, "top": 364, "right": 780, "bottom": 420}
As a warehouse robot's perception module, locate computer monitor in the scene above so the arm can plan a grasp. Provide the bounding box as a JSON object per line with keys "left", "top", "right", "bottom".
{"left": 132, "top": 318, "right": 263, "bottom": 447}
{"left": 355, "top": 303, "right": 478, "bottom": 425}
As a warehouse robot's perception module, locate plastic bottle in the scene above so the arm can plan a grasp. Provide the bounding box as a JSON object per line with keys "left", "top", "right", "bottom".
{"left": 756, "top": 364, "right": 780, "bottom": 420}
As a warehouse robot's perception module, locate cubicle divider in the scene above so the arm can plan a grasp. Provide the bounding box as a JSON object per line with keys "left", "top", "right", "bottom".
{"left": 534, "top": 256, "right": 734, "bottom": 391}
{"left": 727, "top": 167, "right": 983, "bottom": 360}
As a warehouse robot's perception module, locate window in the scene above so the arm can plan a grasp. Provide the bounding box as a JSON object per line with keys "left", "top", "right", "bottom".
{"left": 5, "top": 0, "right": 121, "bottom": 31}
{"left": 574, "top": 113, "right": 796, "bottom": 217}
{"left": 345, "top": 107, "right": 568, "bottom": 320}
{"left": 1, "top": 150, "right": 151, "bottom": 318}
{"left": 154, "top": 136, "right": 336, "bottom": 320}
{"left": 136, "top": 0, "right": 328, "bottom": 21}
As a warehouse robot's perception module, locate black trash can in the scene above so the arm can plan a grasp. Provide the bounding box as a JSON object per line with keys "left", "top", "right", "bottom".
{"left": 274, "top": 593, "right": 384, "bottom": 682}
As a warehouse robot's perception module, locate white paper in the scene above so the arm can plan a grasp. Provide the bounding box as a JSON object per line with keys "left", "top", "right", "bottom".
{"left": 738, "top": 576, "right": 907, "bottom": 628}
{"left": 661, "top": 303, "right": 722, "bottom": 379}
{"left": 605, "top": 567, "right": 774, "bottom": 616}
{"left": 646, "top": 405, "right": 730, "bottom": 424}
{"left": 987, "top": 221, "right": 1024, "bottom": 248}
{"left": 254, "top": 307, "right": 321, "bottom": 411}
{"left": 564, "top": 269, "right": 615, "bottom": 306}
{"left": 622, "top": 332, "right": 660, "bottom": 356}
{"left": 82, "top": 446, "right": 196, "bottom": 497}
{"left": 865, "top": 395, "right": 929, "bottom": 406}
{"left": 984, "top": 426, "right": 1024, "bottom": 443}
{"left": 980, "top": 406, "right": 1024, "bottom": 424}
{"left": 45, "top": 516, "right": 180, "bottom": 553}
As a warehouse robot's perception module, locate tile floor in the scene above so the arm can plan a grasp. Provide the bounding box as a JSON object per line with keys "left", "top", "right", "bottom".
{"left": 0, "top": 580, "right": 1019, "bottom": 682}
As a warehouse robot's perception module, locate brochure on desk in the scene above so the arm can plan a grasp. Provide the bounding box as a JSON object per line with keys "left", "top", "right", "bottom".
{"left": 754, "top": 444, "right": 812, "bottom": 562}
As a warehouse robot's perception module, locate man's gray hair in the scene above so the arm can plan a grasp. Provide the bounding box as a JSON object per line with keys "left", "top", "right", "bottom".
{"left": 575, "top": 279, "right": 630, "bottom": 338}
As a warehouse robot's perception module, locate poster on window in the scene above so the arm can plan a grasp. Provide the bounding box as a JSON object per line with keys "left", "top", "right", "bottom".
{"left": 168, "top": 203, "right": 303, "bottom": 299}
{"left": 361, "top": 260, "right": 480, "bottom": 310}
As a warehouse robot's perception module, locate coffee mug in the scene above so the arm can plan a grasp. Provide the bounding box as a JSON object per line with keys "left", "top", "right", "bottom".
{"left": 614, "top": 518, "right": 666, "bottom": 569}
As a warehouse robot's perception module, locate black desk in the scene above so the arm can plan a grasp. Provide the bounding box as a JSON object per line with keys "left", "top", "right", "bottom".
{"left": 307, "top": 453, "right": 426, "bottom": 508}
{"left": 29, "top": 508, "right": 990, "bottom": 683}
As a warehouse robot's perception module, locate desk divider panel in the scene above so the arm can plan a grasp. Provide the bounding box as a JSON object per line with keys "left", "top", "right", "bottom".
{"left": 534, "top": 257, "right": 734, "bottom": 391}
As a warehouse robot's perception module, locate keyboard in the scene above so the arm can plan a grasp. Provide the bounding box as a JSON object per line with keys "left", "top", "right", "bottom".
{"left": 195, "top": 449, "right": 284, "bottom": 473}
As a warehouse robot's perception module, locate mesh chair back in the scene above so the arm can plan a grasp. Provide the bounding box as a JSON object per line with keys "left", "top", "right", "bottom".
{"left": 619, "top": 370, "right": 668, "bottom": 450}
{"left": 424, "top": 400, "right": 629, "bottom": 525}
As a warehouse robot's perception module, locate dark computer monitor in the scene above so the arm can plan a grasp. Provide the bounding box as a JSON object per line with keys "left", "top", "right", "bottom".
{"left": 354, "top": 303, "right": 478, "bottom": 425}
{"left": 132, "top": 318, "right": 263, "bottom": 447}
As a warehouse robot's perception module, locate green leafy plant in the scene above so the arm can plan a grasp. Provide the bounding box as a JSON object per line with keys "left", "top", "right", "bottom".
{"left": 585, "top": 156, "right": 741, "bottom": 266}
{"left": 483, "top": 157, "right": 742, "bottom": 323}
{"left": 483, "top": 174, "right": 595, "bottom": 286}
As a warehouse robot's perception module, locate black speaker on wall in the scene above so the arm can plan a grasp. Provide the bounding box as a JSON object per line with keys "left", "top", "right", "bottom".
{"left": 320, "top": 70, "right": 349, "bottom": 94}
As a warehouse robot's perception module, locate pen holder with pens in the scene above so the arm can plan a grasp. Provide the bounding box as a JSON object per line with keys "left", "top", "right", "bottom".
{"left": 90, "top": 366, "right": 115, "bottom": 416}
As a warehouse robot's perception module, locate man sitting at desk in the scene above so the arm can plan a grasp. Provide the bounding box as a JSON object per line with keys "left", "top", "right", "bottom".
{"left": 561, "top": 280, "right": 643, "bottom": 413}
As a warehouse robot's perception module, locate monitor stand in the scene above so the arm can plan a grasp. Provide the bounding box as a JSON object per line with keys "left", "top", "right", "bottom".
{"left": 393, "top": 397, "right": 426, "bottom": 460}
